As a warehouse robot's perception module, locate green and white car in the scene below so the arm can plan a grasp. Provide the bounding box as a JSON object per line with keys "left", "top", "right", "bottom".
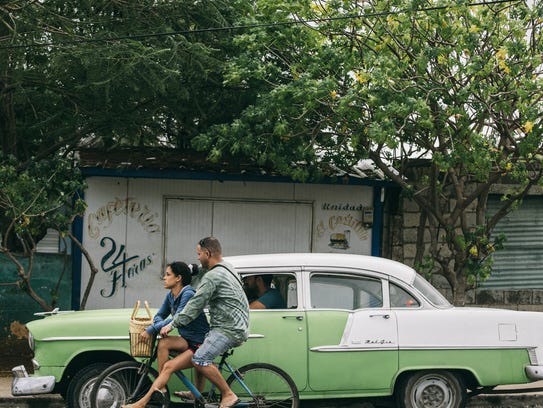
{"left": 11, "top": 253, "right": 543, "bottom": 408}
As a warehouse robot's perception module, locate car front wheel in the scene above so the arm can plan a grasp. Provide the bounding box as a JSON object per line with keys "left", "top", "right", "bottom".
{"left": 397, "top": 370, "right": 467, "bottom": 408}
{"left": 66, "top": 363, "right": 110, "bottom": 408}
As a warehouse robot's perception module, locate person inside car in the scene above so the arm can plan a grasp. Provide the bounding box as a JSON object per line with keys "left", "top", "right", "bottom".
{"left": 243, "top": 274, "right": 286, "bottom": 309}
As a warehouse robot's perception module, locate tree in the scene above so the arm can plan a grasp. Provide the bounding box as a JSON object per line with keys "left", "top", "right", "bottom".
{"left": 0, "top": 0, "right": 254, "bottom": 310}
{"left": 194, "top": 0, "right": 543, "bottom": 304}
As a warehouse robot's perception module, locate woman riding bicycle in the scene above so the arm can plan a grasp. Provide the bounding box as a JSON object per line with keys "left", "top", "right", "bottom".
{"left": 123, "top": 261, "right": 210, "bottom": 408}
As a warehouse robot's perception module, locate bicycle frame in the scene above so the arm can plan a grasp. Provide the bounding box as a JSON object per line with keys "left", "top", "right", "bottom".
{"left": 173, "top": 350, "right": 255, "bottom": 408}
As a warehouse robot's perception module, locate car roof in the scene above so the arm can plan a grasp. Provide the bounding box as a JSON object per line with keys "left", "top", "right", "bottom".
{"left": 224, "top": 253, "right": 417, "bottom": 285}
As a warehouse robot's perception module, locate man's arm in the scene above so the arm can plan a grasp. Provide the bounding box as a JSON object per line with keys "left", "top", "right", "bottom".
{"left": 249, "top": 300, "right": 267, "bottom": 309}
{"left": 171, "top": 278, "right": 215, "bottom": 328}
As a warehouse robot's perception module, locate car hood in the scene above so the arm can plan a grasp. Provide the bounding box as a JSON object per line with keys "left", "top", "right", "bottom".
{"left": 27, "top": 308, "right": 152, "bottom": 340}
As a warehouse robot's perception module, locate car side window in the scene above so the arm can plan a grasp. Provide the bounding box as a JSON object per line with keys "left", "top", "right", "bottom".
{"left": 389, "top": 282, "right": 420, "bottom": 308}
{"left": 310, "top": 274, "right": 383, "bottom": 310}
{"left": 241, "top": 273, "right": 297, "bottom": 309}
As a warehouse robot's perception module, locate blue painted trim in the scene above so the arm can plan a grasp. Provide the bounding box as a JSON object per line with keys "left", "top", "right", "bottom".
{"left": 81, "top": 167, "right": 396, "bottom": 187}
{"left": 71, "top": 191, "right": 84, "bottom": 311}
{"left": 371, "top": 186, "right": 383, "bottom": 257}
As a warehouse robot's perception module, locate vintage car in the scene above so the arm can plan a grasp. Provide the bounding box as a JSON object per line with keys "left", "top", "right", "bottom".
{"left": 11, "top": 253, "right": 543, "bottom": 408}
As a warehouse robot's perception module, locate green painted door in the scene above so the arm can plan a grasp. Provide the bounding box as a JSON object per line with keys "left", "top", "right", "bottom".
{"left": 305, "top": 272, "right": 399, "bottom": 394}
{"left": 239, "top": 309, "right": 308, "bottom": 392}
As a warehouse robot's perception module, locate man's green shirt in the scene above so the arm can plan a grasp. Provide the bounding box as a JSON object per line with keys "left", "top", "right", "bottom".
{"left": 171, "top": 261, "right": 249, "bottom": 343}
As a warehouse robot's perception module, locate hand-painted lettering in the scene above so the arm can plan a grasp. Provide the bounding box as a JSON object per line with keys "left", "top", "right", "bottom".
{"left": 98, "top": 236, "right": 154, "bottom": 298}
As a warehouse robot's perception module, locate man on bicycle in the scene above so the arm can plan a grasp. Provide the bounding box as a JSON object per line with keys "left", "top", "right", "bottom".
{"left": 162, "top": 236, "right": 249, "bottom": 408}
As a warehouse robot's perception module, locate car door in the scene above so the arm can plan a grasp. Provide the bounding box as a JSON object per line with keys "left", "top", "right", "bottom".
{"left": 235, "top": 269, "right": 309, "bottom": 392}
{"left": 305, "top": 268, "right": 399, "bottom": 393}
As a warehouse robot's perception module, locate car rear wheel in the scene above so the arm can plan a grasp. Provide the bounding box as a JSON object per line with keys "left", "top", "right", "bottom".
{"left": 66, "top": 363, "right": 110, "bottom": 408}
{"left": 397, "top": 370, "right": 467, "bottom": 408}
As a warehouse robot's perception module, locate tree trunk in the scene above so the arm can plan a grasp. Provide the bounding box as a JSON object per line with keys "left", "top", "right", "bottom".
{"left": 452, "top": 274, "right": 467, "bottom": 306}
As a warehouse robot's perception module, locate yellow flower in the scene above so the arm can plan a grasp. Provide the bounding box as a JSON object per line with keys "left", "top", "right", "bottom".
{"left": 524, "top": 121, "right": 534, "bottom": 134}
{"left": 496, "top": 48, "right": 507, "bottom": 61}
{"left": 437, "top": 54, "right": 447, "bottom": 65}
{"left": 469, "top": 245, "right": 478, "bottom": 257}
{"left": 498, "top": 60, "right": 511, "bottom": 74}
{"left": 21, "top": 216, "right": 30, "bottom": 227}
{"left": 330, "top": 90, "right": 337, "bottom": 99}
{"left": 504, "top": 162, "right": 512, "bottom": 171}
{"left": 386, "top": 15, "right": 399, "bottom": 29}
{"left": 354, "top": 71, "right": 369, "bottom": 84}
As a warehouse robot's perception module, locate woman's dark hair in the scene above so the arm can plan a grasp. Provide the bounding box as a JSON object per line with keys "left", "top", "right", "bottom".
{"left": 168, "top": 261, "right": 199, "bottom": 285}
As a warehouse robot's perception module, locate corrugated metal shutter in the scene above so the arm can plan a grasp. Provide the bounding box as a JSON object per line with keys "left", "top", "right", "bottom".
{"left": 164, "top": 198, "right": 312, "bottom": 264}
{"left": 35, "top": 228, "right": 60, "bottom": 253}
{"left": 482, "top": 196, "right": 543, "bottom": 289}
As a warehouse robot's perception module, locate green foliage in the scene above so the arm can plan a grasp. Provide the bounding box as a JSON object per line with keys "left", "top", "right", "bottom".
{"left": 192, "top": 0, "right": 543, "bottom": 302}
{"left": 1, "top": 0, "right": 255, "bottom": 159}
{"left": 0, "top": 155, "right": 86, "bottom": 253}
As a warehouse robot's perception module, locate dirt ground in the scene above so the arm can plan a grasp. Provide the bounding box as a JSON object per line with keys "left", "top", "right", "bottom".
{"left": 0, "top": 337, "right": 33, "bottom": 377}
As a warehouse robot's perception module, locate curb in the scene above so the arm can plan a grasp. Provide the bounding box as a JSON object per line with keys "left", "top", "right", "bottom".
{"left": 0, "top": 396, "right": 65, "bottom": 408}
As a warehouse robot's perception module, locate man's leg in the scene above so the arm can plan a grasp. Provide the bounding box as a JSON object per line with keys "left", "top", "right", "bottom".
{"left": 195, "top": 363, "right": 238, "bottom": 406}
{"left": 192, "top": 330, "right": 240, "bottom": 407}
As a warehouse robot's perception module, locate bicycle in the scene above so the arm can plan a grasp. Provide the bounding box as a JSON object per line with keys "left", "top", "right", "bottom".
{"left": 89, "top": 335, "right": 299, "bottom": 408}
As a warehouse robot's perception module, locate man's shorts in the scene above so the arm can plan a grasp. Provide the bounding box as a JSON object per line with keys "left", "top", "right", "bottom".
{"left": 187, "top": 339, "right": 202, "bottom": 353}
{"left": 192, "top": 329, "right": 242, "bottom": 367}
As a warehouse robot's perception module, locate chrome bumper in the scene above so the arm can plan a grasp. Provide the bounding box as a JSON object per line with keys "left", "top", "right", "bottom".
{"left": 11, "top": 365, "right": 55, "bottom": 396}
{"left": 525, "top": 365, "right": 543, "bottom": 380}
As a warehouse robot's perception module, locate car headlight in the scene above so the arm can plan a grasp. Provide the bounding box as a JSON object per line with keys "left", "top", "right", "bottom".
{"left": 28, "top": 332, "right": 35, "bottom": 352}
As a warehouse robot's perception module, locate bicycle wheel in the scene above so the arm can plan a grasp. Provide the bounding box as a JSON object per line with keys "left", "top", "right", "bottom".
{"left": 226, "top": 363, "right": 299, "bottom": 408}
{"left": 89, "top": 360, "right": 169, "bottom": 408}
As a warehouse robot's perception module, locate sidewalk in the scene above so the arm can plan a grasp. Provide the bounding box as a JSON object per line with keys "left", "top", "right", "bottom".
{"left": 1, "top": 374, "right": 543, "bottom": 407}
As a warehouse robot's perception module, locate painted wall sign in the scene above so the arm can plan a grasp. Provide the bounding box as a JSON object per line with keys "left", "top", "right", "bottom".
{"left": 314, "top": 202, "right": 370, "bottom": 253}
{"left": 86, "top": 196, "right": 161, "bottom": 300}
{"left": 87, "top": 197, "right": 160, "bottom": 239}
{"left": 98, "top": 236, "right": 155, "bottom": 298}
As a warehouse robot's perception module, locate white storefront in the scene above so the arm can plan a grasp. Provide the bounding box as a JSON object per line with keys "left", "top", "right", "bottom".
{"left": 77, "top": 174, "right": 386, "bottom": 310}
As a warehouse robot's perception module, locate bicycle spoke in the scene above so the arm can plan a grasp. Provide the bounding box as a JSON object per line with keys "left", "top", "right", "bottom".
{"left": 227, "top": 363, "right": 299, "bottom": 408}
{"left": 90, "top": 361, "right": 168, "bottom": 408}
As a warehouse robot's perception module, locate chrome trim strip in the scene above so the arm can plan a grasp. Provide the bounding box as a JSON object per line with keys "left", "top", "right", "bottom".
{"left": 311, "top": 345, "right": 397, "bottom": 352}
{"left": 42, "top": 336, "right": 128, "bottom": 341}
{"left": 42, "top": 334, "right": 265, "bottom": 341}
{"left": 399, "top": 345, "right": 531, "bottom": 350}
{"left": 311, "top": 344, "right": 533, "bottom": 352}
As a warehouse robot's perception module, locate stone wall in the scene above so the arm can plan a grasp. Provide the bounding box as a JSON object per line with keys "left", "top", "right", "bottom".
{"left": 383, "top": 187, "right": 543, "bottom": 312}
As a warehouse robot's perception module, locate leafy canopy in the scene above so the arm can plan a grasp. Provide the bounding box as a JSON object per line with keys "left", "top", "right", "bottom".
{"left": 193, "top": 0, "right": 543, "bottom": 302}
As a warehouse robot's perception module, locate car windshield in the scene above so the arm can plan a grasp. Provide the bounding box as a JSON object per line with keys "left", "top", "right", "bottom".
{"left": 412, "top": 274, "right": 452, "bottom": 308}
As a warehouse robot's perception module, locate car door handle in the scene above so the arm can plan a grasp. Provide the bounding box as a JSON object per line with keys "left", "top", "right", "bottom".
{"left": 369, "top": 314, "right": 390, "bottom": 319}
{"left": 282, "top": 315, "right": 304, "bottom": 321}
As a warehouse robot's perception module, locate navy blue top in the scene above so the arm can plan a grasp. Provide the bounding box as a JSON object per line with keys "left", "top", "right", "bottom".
{"left": 145, "top": 285, "right": 209, "bottom": 344}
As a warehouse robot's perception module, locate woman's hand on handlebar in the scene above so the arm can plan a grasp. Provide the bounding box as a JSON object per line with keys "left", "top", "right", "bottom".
{"left": 160, "top": 324, "right": 173, "bottom": 337}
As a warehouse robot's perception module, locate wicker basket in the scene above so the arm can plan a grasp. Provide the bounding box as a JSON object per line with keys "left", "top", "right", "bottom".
{"left": 129, "top": 300, "right": 153, "bottom": 357}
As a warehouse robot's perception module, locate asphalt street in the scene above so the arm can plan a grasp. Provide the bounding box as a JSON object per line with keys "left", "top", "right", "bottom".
{"left": 2, "top": 375, "right": 543, "bottom": 407}
{"left": 1, "top": 395, "right": 543, "bottom": 408}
